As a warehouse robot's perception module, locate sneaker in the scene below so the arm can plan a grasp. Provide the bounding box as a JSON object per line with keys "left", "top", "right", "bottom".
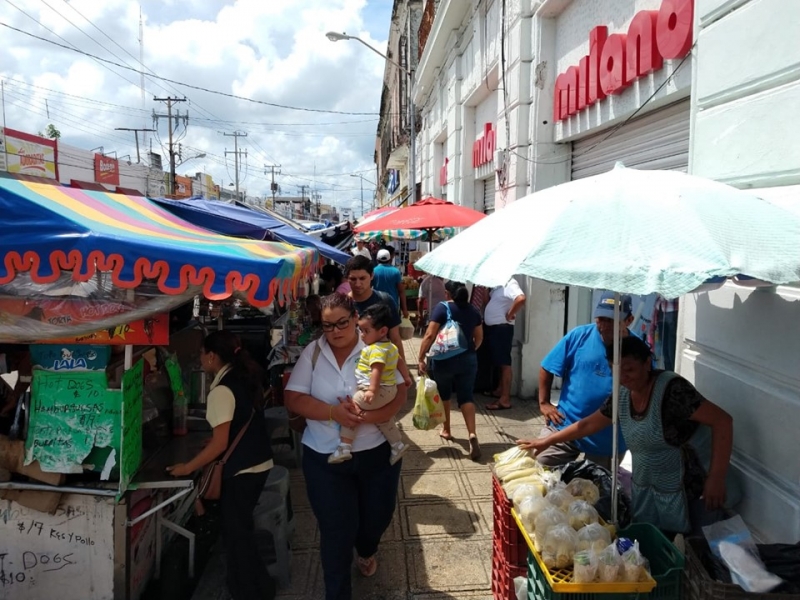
{"left": 389, "top": 441, "right": 408, "bottom": 465}
{"left": 328, "top": 444, "right": 353, "bottom": 464}
{"left": 468, "top": 435, "right": 481, "bottom": 461}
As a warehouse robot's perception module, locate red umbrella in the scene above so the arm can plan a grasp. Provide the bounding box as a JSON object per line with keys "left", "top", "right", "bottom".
{"left": 354, "top": 197, "right": 485, "bottom": 234}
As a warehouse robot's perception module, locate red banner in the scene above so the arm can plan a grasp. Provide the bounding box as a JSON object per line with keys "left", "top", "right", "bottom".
{"left": 94, "top": 153, "right": 120, "bottom": 186}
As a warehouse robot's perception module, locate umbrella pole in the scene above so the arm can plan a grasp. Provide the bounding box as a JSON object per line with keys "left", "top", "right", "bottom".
{"left": 611, "top": 292, "right": 621, "bottom": 524}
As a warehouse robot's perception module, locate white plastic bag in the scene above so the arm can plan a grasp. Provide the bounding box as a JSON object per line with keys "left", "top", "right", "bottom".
{"left": 598, "top": 543, "right": 622, "bottom": 583}
{"left": 541, "top": 523, "right": 579, "bottom": 570}
{"left": 533, "top": 506, "right": 569, "bottom": 551}
{"left": 573, "top": 550, "right": 598, "bottom": 583}
{"left": 621, "top": 541, "right": 651, "bottom": 583}
{"left": 512, "top": 483, "right": 544, "bottom": 508}
{"left": 566, "top": 478, "right": 601, "bottom": 505}
{"left": 519, "top": 497, "right": 549, "bottom": 533}
{"left": 568, "top": 500, "right": 600, "bottom": 530}
{"left": 576, "top": 523, "right": 612, "bottom": 553}
{"left": 546, "top": 488, "right": 575, "bottom": 512}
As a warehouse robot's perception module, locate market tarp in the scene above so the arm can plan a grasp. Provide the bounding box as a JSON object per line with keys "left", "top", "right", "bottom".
{"left": 0, "top": 180, "right": 317, "bottom": 308}
{"left": 154, "top": 197, "right": 350, "bottom": 264}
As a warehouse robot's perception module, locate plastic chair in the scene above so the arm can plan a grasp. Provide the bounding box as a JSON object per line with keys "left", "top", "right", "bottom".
{"left": 253, "top": 490, "right": 291, "bottom": 588}
{"left": 264, "top": 465, "right": 295, "bottom": 537}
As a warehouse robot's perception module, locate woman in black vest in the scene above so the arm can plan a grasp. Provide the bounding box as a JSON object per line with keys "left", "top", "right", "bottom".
{"left": 168, "top": 330, "right": 274, "bottom": 599}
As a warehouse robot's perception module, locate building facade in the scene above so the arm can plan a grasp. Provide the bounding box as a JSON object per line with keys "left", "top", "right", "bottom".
{"left": 414, "top": 0, "right": 799, "bottom": 541}
{"left": 375, "top": 0, "right": 423, "bottom": 208}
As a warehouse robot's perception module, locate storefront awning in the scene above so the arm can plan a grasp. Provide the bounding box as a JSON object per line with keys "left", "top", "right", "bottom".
{"left": 116, "top": 186, "right": 144, "bottom": 196}
{"left": 70, "top": 180, "right": 108, "bottom": 191}
{"left": 0, "top": 181, "right": 317, "bottom": 307}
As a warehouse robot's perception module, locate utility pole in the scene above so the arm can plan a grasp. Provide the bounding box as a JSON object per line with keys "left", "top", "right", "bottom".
{"left": 265, "top": 164, "right": 281, "bottom": 209}
{"left": 115, "top": 127, "right": 156, "bottom": 163}
{"left": 153, "top": 97, "right": 187, "bottom": 195}
{"left": 298, "top": 185, "right": 309, "bottom": 219}
{"left": 222, "top": 131, "right": 247, "bottom": 201}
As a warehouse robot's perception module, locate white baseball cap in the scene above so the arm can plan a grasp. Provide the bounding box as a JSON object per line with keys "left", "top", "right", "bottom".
{"left": 376, "top": 249, "right": 391, "bottom": 263}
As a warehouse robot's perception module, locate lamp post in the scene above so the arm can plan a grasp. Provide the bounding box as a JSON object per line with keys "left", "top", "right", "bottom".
{"left": 327, "top": 31, "right": 416, "bottom": 206}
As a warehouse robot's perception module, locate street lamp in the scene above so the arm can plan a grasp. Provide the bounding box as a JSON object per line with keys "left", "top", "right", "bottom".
{"left": 327, "top": 30, "right": 416, "bottom": 207}
{"left": 176, "top": 152, "right": 206, "bottom": 168}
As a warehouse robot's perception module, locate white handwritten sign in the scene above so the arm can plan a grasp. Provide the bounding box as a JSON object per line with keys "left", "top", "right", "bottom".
{"left": 0, "top": 494, "right": 114, "bottom": 599}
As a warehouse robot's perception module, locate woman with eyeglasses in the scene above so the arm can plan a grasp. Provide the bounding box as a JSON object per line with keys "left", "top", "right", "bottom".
{"left": 284, "top": 293, "right": 408, "bottom": 600}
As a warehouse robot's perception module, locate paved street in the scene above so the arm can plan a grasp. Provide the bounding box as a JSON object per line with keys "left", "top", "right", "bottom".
{"left": 194, "top": 336, "right": 547, "bottom": 600}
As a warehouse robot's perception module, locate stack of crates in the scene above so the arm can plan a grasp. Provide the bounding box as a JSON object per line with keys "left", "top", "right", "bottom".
{"left": 492, "top": 474, "right": 528, "bottom": 600}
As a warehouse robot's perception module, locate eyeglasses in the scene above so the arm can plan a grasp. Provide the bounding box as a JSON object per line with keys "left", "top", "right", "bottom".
{"left": 321, "top": 316, "right": 352, "bottom": 332}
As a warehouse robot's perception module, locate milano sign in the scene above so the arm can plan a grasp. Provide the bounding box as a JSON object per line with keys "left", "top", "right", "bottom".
{"left": 553, "top": 0, "right": 693, "bottom": 122}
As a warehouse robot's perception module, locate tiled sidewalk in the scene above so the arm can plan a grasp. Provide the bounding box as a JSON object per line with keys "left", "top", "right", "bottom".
{"left": 195, "top": 336, "right": 547, "bottom": 600}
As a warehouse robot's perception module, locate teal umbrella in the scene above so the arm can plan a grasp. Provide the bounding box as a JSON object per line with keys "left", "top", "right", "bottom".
{"left": 417, "top": 165, "right": 800, "bottom": 523}
{"left": 416, "top": 165, "right": 800, "bottom": 297}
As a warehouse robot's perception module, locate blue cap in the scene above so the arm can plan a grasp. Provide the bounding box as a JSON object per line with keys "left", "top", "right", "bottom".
{"left": 593, "top": 292, "right": 633, "bottom": 319}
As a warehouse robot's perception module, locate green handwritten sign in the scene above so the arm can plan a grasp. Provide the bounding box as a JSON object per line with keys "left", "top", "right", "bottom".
{"left": 164, "top": 355, "right": 186, "bottom": 401}
{"left": 119, "top": 360, "right": 144, "bottom": 496}
{"left": 25, "top": 370, "right": 121, "bottom": 474}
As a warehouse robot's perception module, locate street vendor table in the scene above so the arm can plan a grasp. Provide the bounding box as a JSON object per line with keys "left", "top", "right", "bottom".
{"left": 0, "top": 432, "right": 208, "bottom": 600}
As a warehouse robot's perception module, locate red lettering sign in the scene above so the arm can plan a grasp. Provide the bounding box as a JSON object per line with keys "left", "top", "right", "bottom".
{"left": 553, "top": 0, "right": 693, "bottom": 121}
{"left": 94, "top": 153, "right": 120, "bottom": 186}
{"left": 472, "top": 123, "right": 496, "bottom": 169}
{"left": 439, "top": 157, "right": 449, "bottom": 187}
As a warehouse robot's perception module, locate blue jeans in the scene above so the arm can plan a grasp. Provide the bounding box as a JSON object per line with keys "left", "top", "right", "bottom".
{"left": 431, "top": 351, "right": 478, "bottom": 407}
{"left": 303, "top": 443, "right": 401, "bottom": 600}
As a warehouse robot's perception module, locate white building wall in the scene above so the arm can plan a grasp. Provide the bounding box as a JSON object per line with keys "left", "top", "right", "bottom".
{"left": 57, "top": 143, "right": 149, "bottom": 193}
{"left": 681, "top": 0, "right": 800, "bottom": 542}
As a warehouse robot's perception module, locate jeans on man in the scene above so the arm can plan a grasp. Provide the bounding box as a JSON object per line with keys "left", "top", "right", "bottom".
{"left": 303, "top": 442, "right": 401, "bottom": 600}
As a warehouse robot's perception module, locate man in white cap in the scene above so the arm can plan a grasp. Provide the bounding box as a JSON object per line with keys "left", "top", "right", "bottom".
{"left": 533, "top": 291, "right": 635, "bottom": 469}
{"left": 352, "top": 239, "right": 372, "bottom": 260}
{"left": 372, "top": 248, "right": 409, "bottom": 320}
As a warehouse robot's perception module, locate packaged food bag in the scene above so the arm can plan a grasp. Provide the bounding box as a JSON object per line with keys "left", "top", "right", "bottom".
{"left": 541, "top": 523, "right": 579, "bottom": 569}
{"left": 576, "top": 523, "right": 612, "bottom": 553}
{"left": 399, "top": 317, "right": 414, "bottom": 340}
{"left": 566, "top": 477, "right": 601, "bottom": 505}
{"left": 621, "top": 541, "right": 651, "bottom": 582}
{"left": 598, "top": 543, "right": 623, "bottom": 583}
{"left": 568, "top": 500, "right": 600, "bottom": 530}
{"left": 573, "top": 550, "right": 599, "bottom": 583}
{"left": 546, "top": 488, "right": 575, "bottom": 512}
{"left": 411, "top": 375, "right": 445, "bottom": 430}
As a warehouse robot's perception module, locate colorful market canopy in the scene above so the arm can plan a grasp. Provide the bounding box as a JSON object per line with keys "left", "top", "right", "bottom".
{"left": 153, "top": 197, "right": 350, "bottom": 264}
{"left": 0, "top": 180, "right": 317, "bottom": 307}
{"left": 355, "top": 197, "right": 486, "bottom": 233}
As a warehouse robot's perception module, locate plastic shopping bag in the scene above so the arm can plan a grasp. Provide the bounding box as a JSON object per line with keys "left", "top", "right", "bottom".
{"left": 399, "top": 317, "right": 414, "bottom": 340}
{"left": 412, "top": 375, "right": 445, "bottom": 430}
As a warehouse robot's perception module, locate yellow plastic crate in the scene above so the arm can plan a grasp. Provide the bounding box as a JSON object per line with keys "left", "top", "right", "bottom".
{"left": 511, "top": 509, "right": 657, "bottom": 594}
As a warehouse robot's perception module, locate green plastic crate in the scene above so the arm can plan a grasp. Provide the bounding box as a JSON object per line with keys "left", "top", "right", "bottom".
{"left": 528, "top": 523, "right": 685, "bottom": 600}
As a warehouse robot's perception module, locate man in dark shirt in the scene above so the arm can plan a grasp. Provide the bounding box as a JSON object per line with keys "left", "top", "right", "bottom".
{"left": 345, "top": 255, "right": 412, "bottom": 386}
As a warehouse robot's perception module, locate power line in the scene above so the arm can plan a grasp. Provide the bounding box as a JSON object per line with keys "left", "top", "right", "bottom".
{"left": 0, "top": 21, "right": 381, "bottom": 116}
{"left": 3, "top": 0, "right": 144, "bottom": 95}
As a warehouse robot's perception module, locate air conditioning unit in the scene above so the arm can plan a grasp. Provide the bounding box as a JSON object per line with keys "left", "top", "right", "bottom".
{"left": 495, "top": 149, "right": 506, "bottom": 173}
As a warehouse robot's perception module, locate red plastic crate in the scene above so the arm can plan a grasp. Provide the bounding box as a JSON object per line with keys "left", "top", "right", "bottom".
{"left": 492, "top": 548, "right": 528, "bottom": 600}
{"left": 492, "top": 474, "right": 527, "bottom": 567}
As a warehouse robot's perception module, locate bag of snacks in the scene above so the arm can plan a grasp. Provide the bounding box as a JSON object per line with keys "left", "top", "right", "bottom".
{"left": 566, "top": 477, "right": 601, "bottom": 505}
{"left": 621, "top": 541, "right": 651, "bottom": 582}
{"left": 545, "top": 488, "right": 575, "bottom": 512}
{"left": 598, "top": 543, "right": 623, "bottom": 582}
{"left": 576, "top": 523, "right": 612, "bottom": 553}
{"left": 573, "top": 550, "right": 599, "bottom": 583}
{"left": 568, "top": 500, "right": 600, "bottom": 530}
{"left": 541, "top": 523, "right": 579, "bottom": 570}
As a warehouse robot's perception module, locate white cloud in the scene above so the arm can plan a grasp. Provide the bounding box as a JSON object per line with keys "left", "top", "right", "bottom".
{"left": 0, "top": 0, "right": 386, "bottom": 207}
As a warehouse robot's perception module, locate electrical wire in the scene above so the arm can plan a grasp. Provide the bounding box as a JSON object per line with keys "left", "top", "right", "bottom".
{"left": 0, "top": 21, "right": 381, "bottom": 116}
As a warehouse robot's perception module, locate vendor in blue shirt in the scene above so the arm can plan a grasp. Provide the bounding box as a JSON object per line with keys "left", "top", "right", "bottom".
{"left": 530, "top": 292, "right": 635, "bottom": 470}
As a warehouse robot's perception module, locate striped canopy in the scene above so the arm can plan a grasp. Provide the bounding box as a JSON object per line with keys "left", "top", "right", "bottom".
{"left": 0, "top": 180, "right": 317, "bottom": 307}
{"left": 354, "top": 227, "right": 456, "bottom": 242}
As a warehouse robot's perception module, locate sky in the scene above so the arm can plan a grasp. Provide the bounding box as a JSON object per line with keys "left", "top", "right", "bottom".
{"left": 0, "top": 0, "right": 394, "bottom": 214}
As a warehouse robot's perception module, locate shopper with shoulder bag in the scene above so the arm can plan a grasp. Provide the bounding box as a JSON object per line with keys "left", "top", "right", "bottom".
{"left": 168, "top": 330, "right": 275, "bottom": 600}
{"left": 418, "top": 280, "right": 484, "bottom": 460}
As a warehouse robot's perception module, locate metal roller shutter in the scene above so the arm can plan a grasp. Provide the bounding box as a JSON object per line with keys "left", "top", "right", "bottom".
{"left": 483, "top": 178, "right": 495, "bottom": 214}
{"left": 571, "top": 100, "right": 690, "bottom": 180}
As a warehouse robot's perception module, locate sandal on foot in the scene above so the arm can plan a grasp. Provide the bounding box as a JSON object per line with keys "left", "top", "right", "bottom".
{"left": 469, "top": 435, "right": 481, "bottom": 461}
{"left": 486, "top": 402, "right": 512, "bottom": 411}
{"left": 356, "top": 555, "right": 377, "bottom": 577}
{"left": 439, "top": 430, "right": 453, "bottom": 441}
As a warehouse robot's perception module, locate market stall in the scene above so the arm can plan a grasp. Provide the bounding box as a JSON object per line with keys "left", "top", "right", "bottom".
{"left": 0, "top": 180, "right": 317, "bottom": 600}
